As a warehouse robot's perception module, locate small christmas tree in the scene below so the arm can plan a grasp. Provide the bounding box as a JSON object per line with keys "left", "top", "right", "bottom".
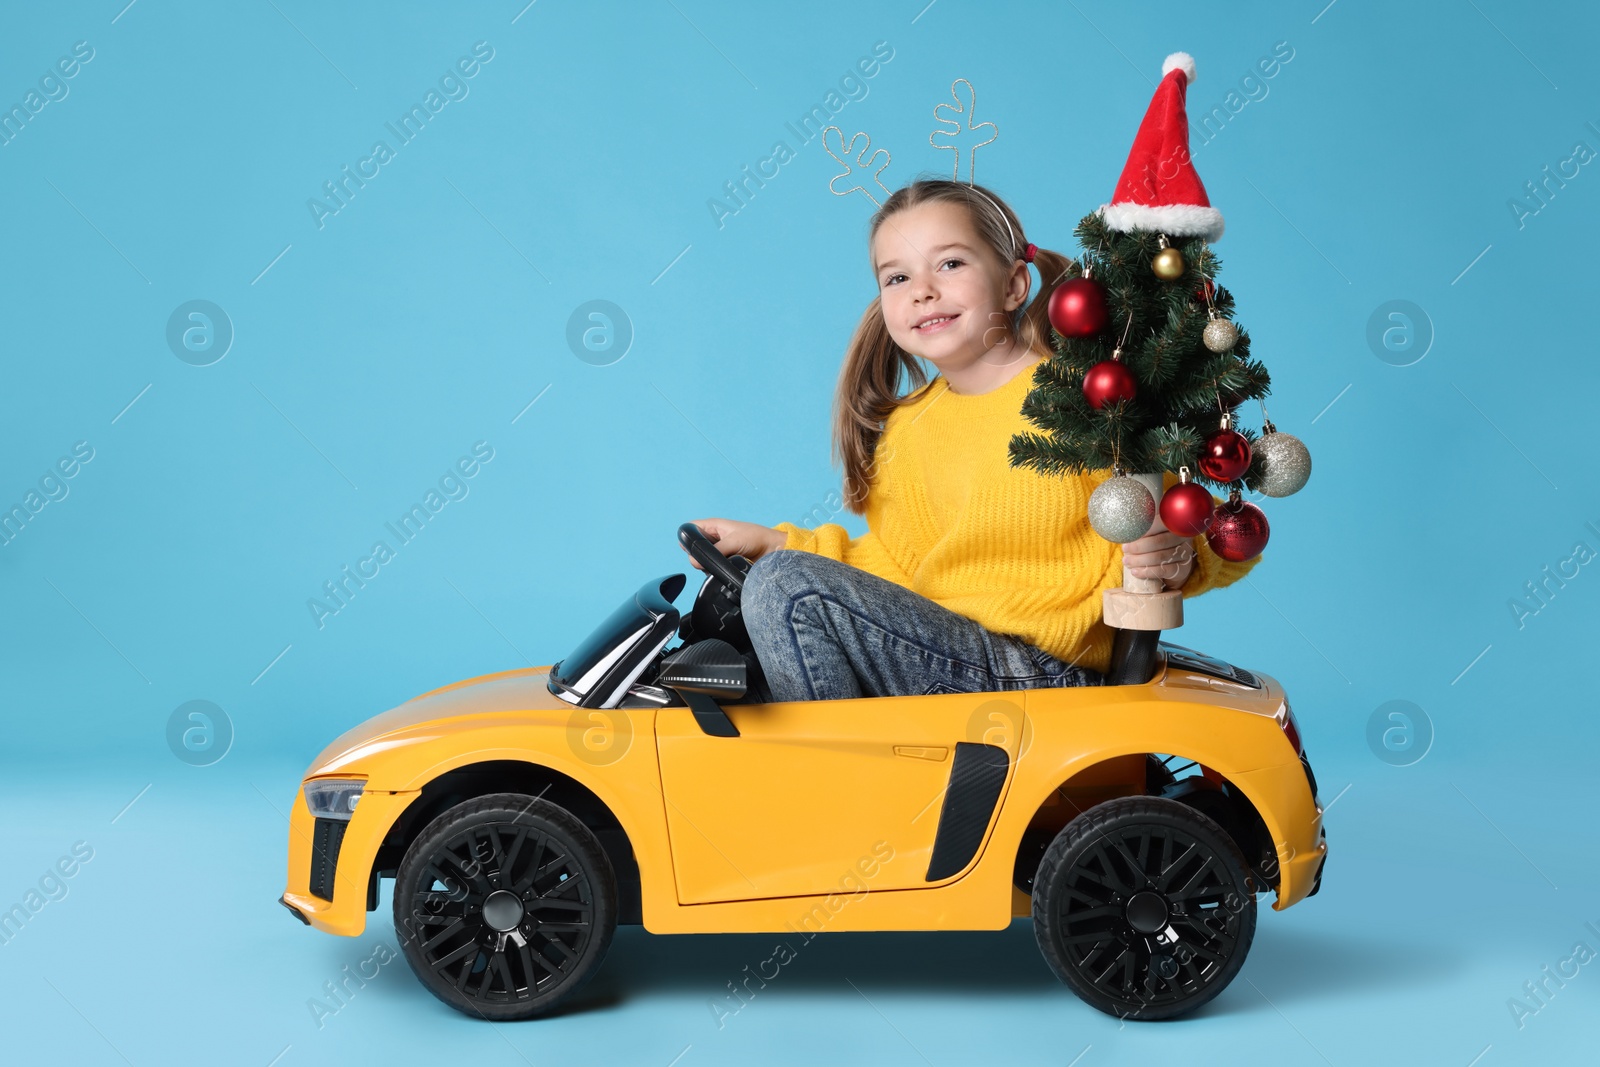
{"left": 1010, "top": 52, "right": 1310, "bottom": 635}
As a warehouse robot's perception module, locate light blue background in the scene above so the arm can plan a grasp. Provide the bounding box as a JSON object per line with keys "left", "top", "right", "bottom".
{"left": 2, "top": 1, "right": 1597, "bottom": 1064}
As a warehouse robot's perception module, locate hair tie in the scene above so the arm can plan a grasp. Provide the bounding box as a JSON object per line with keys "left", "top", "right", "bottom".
{"left": 1023, "top": 243, "right": 1037, "bottom": 263}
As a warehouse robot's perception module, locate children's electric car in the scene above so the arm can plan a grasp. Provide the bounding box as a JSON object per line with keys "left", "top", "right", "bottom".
{"left": 280, "top": 524, "right": 1326, "bottom": 1022}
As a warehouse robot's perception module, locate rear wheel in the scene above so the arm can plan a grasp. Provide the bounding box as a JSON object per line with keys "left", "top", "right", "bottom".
{"left": 393, "top": 793, "right": 617, "bottom": 1020}
{"left": 1032, "top": 796, "right": 1256, "bottom": 1020}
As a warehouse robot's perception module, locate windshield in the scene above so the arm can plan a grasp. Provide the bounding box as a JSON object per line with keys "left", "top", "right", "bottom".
{"left": 548, "top": 574, "right": 685, "bottom": 705}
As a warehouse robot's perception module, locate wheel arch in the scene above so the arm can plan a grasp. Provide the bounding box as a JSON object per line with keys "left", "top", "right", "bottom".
{"left": 1011, "top": 750, "right": 1278, "bottom": 898}
{"left": 371, "top": 759, "right": 644, "bottom": 924}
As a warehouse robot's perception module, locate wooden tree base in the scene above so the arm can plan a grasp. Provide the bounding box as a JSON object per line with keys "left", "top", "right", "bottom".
{"left": 1103, "top": 587, "right": 1184, "bottom": 630}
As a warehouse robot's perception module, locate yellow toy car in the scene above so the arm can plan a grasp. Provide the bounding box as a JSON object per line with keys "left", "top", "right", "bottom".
{"left": 279, "top": 524, "right": 1326, "bottom": 1022}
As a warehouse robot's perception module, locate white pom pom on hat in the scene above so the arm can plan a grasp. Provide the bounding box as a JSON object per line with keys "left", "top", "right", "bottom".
{"left": 1161, "top": 51, "right": 1196, "bottom": 83}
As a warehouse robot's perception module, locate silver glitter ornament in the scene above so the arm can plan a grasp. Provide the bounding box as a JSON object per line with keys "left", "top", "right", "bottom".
{"left": 1203, "top": 311, "right": 1239, "bottom": 353}
{"left": 1088, "top": 471, "right": 1157, "bottom": 543}
{"left": 1255, "top": 422, "right": 1311, "bottom": 497}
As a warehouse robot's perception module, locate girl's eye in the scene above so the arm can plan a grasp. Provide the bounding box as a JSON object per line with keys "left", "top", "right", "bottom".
{"left": 881, "top": 259, "right": 959, "bottom": 286}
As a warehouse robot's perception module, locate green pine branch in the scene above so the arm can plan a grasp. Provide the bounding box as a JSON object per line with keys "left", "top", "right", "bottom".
{"left": 1011, "top": 210, "right": 1273, "bottom": 493}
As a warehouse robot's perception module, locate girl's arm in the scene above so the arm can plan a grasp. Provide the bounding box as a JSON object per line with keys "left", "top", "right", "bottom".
{"left": 771, "top": 521, "right": 914, "bottom": 586}
{"left": 682, "top": 517, "right": 914, "bottom": 588}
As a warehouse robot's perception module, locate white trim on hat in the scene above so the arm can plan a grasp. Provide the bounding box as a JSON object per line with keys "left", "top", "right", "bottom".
{"left": 1097, "top": 201, "right": 1224, "bottom": 242}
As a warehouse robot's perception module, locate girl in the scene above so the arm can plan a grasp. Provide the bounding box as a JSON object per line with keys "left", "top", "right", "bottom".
{"left": 687, "top": 178, "right": 1258, "bottom": 703}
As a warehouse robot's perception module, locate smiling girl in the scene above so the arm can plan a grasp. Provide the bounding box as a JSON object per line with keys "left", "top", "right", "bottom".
{"left": 688, "top": 178, "right": 1257, "bottom": 702}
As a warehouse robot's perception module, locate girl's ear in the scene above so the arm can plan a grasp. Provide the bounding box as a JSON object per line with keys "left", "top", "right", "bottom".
{"left": 1004, "top": 258, "right": 1032, "bottom": 312}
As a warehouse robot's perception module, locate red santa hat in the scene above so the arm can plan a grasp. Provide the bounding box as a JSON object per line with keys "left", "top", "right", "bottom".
{"left": 1097, "top": 52, "right": 1224, "bottom": 242}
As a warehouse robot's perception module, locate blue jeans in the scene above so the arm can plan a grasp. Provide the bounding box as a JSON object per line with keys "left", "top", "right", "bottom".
{"left": 738, "top": 549, "right": 1103, "bottom": 703}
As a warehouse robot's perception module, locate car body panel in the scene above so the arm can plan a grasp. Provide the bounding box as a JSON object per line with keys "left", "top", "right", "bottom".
{"left": 655, "top": 689, "right": 1022, "bottom": 903}
{"left": 282, "top": 652, "right": 1322, "bottom": 937}
{"left": 1000, "top": 668, "right": 1321, "bottom": 901}
{"left": 310, "top": 666, "right": 570, "bottom": 774}
{"left": 288, "top": 665, "right": 682, "bottom": 939}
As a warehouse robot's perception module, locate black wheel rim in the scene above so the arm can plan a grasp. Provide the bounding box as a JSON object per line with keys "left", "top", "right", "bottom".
{"left": 404, "top": 821, "right": 596, "bottom": 1005}
{"left": 1054, "top": 821, "right": 1247, "bottom": 1012}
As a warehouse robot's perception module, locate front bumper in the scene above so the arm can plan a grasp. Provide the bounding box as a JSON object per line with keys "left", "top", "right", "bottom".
{"left": 280, "top": 786, "right": 419, "bottom": 936}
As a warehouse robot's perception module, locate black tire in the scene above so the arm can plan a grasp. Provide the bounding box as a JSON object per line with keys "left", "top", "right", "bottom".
{"left": 1032, "top": 796, "right": 1256, "bottom": 1021}
{"left": 393, "top": 793, "right": 617, "bottom": 1021}
{"left": 1145, "top": 754, "right": 1178, "bottom": 794}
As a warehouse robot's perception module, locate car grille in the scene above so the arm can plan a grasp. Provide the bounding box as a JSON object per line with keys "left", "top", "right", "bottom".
{"left": 309, "top": 818, "right": 347, "bottom": 901}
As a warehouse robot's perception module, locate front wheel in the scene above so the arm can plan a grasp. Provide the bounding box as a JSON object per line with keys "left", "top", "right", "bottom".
{"left": 393, "top": 793, "right": 617, "bottom": 1020}
{"left": 1032, "top": 796, "right": 1256, "bottom": 1020}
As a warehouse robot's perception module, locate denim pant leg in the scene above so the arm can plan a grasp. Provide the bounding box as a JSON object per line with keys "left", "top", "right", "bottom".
{"left": 738, "top": 549, "right": 1103, "bottom": 703}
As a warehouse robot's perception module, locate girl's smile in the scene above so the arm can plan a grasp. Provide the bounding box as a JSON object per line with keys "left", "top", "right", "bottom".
{"left": 911, "top": 312, "right": 959, "bottom": 333}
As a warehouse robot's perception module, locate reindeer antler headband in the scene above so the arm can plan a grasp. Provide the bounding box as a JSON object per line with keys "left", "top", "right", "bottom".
{"left": 824, "top": 79, "right": 1033, "bottom": 262}
{"left": 931, "top": 79, "right": 1030, "bottom": 262}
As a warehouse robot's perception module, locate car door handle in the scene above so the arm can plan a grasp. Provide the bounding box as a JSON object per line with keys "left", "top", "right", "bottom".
{"left": 894, "top": 745, "right": 949, "bottom": 762}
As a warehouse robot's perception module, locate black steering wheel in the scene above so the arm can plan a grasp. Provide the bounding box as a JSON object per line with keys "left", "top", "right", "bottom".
{"left": 678, "top": 522, "right": 748, "bottom": 593}
{"left": 676, "top": 522, "right": 752, "bottom": 653}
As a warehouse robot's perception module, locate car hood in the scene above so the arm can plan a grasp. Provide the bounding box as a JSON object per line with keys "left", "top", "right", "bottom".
{"left": 307, "top": 665, "right": 567, "bottom": 777}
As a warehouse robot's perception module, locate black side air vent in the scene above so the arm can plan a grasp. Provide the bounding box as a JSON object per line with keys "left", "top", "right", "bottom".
{"left": 926, "top": 743, "right": 1010, "bottom": 881}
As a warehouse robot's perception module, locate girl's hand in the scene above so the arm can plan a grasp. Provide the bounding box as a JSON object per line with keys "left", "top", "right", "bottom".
{"left": 683, "top": 518, "right": 788, "bottom": 568}
{"left": 1123, "top": 528, "right": 1196, "bottom": 591}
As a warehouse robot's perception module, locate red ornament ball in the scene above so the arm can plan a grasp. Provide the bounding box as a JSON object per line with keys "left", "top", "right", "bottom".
{"left": 1160, "top": 481, "right": 1215, "bottom": 537}
{"left": 1082, "top": 359, "right": 1137, "bottom": 409}
{"left": 1199, "top": 428, "right": 1253, "bottom": 482}
{"left": 1206, "top": 498, "right": 1270, "bottom": 561}
{"left": 1048, "top": 276, "right": 1109, "bottom": 337}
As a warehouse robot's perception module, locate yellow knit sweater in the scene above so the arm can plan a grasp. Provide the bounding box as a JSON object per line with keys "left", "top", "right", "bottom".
{"left": 773, "top": 364, "right": 1262, "bottom": 676}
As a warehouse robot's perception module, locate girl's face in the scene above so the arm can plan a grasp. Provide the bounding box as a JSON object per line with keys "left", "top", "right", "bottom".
{"left": 872, "top": 199, "right": 1031, "bottom": 370}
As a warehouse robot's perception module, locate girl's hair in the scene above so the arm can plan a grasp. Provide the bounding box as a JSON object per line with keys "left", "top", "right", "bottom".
{"left": 832, "top": 178, "right": 1073, "bottom": 513}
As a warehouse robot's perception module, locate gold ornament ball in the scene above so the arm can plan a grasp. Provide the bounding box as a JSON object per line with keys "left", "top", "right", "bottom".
{"left": 1152, "top": 246, "right": 1186, "bottom": 280}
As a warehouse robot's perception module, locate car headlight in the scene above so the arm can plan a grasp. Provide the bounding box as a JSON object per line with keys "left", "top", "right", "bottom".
{"left": 303, "top": 778, "right": 365, "bottom": 820}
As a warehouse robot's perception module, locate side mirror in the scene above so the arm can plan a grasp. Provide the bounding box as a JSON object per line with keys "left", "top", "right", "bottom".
{"left": 658, "top": 639, "right": 746, "bottom": 737}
